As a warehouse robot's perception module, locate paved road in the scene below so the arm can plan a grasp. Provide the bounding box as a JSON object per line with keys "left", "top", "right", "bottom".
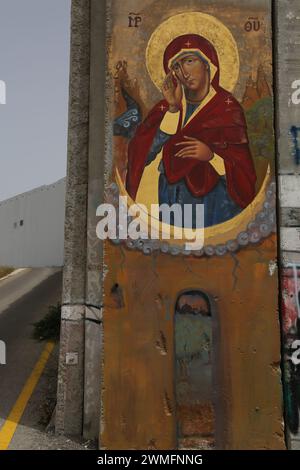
{"left": 0, "top": 268, "right": 62, "bottom": 432}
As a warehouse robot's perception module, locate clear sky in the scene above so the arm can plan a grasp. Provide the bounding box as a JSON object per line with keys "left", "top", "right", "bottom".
{"left": 0, "top": 0, "right": 71, "bottom": 201}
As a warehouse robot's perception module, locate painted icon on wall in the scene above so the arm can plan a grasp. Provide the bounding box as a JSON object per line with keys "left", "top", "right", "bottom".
{"left": 126, "top": 32, "right": 256, "bottom": 229}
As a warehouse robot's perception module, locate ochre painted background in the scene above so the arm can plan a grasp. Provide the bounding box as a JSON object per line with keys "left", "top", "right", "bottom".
{"left": 101, "top": 235, "right": 284, "bottom": 450}
{"left": 101, "top": 0, "right": 284, "bottom": 450}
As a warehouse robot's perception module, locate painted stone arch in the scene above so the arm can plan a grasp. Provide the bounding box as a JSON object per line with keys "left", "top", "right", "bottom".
{"left": 174, "top": 289, "right": 218, "bottom": 449}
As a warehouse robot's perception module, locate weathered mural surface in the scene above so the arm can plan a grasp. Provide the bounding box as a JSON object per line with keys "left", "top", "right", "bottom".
{"left": 175, "top": 291, "right": 213, "bottom": 448}
{"left": 100, "top": 0, "right": 285, "bottom": 450}
{"left": 106, "top": 3, "right": 276, "bottom": 252}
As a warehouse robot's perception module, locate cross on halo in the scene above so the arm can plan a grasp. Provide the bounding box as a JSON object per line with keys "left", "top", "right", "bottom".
{"left": 185, "top": 40, "right": 192, "bottom": 47}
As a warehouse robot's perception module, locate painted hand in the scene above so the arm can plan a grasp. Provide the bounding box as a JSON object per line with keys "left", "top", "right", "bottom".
{"left": 162, "top": 72, "right": 182, "bottom": 113}
{"left": 175, "top": 136, "right": 213, "bottom": 161}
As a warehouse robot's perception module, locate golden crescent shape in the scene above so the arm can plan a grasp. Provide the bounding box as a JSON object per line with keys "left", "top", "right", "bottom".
{"left": 115, "top": 165, "right": 271, "bottom": 247}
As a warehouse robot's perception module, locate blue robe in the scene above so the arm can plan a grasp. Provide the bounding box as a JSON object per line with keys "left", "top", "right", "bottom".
{"left": 146, "top": 103, "right": 242, "bottom": 228}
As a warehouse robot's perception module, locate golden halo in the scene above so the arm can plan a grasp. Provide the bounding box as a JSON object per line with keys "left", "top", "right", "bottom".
{"left": 146, "top": 12, "right": 240, "bottom": 92}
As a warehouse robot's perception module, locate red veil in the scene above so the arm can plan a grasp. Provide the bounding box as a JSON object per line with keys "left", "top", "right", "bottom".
{"left": 126, "top": 34, "right": 257, "bottom": 209}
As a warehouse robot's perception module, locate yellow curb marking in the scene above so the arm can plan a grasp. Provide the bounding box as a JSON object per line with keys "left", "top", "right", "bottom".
{"left": 0, "top": 341, "right": 55, "bottom": 450}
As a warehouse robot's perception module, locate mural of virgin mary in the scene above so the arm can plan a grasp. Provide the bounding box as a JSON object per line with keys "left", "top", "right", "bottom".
{"left": 119, "top": 34, "right": 257, "bottom": 228}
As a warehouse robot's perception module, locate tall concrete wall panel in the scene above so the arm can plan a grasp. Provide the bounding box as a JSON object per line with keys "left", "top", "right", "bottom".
{"left": 276, "top": 0, "right": 300, "bottom": 450}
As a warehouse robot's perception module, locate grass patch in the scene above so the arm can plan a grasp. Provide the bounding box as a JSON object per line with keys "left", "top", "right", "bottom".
{"left": 0, "top": 267, "right": 14, "bottom": 279}
{"left": 32, "top": 303, "right": 61, "bottom": 342}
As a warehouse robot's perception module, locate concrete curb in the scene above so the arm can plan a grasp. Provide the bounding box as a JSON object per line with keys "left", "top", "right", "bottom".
{"left": 0, "top": 268, "right": 28, "bottom": 283}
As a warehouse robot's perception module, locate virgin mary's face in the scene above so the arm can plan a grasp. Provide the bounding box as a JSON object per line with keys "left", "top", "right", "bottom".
{"left": 171, "top": 53, "right": 209, "bottom": 92}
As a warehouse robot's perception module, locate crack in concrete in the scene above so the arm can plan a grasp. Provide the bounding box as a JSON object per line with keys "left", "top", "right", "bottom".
{"left": 182, "top": 257, "right": 204, "bottom": 281}
{"left": 230, "top": 252, "right": 241, "bottom": 290}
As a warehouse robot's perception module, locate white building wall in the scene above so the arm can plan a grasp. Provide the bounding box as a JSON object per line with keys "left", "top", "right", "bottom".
{"left": 0, "top": 179, "right": 65, "bottom": 267}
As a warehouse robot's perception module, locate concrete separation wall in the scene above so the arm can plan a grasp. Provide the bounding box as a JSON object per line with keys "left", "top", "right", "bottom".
{"left": 0, "top": 179, "right": 65, "bottom": 268}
